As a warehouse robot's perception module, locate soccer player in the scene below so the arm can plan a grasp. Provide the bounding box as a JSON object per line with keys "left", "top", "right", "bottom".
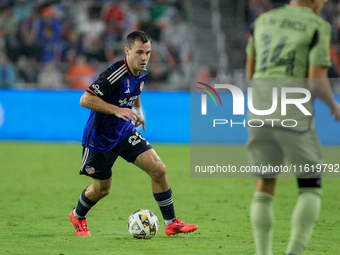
{"left": 246, "top": 1, "right": 340, "bottom": 255}
{"left": 69, "top": 31, "right": 197, "bottom": 236}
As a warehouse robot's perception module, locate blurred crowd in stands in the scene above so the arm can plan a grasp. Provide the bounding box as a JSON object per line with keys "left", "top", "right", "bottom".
{"left": 0, "top": 0, "right": 192, "bottom": 90}
{"left": 4, "top": 0, "right": 340, "bottom": 91}
{"left": 247, "top": 0, "right": 340, "bottom": 90}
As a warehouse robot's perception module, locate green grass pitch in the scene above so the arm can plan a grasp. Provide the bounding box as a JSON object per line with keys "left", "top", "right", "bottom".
{"left": 1, "top": 142, "right": 340, "bottom": 255}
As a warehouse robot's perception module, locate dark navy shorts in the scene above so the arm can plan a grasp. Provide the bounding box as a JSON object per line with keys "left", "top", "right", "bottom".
{"left": 79, "top": 130, "right": 153, "bottom": 180}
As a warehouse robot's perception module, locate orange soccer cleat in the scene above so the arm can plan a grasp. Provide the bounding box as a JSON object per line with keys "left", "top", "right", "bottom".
{"left": 165, "top": 219, "right": 198, "bottom": 236}
{"left": 69, "top": 210, "right": 91, "bottom": 236}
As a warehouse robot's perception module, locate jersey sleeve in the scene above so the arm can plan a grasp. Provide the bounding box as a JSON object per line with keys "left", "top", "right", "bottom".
{"left": 308, "top": 22, "right": 331, "bottom": 67}
{"left": 86, "top": 70, "right": 120, "bottom": 101}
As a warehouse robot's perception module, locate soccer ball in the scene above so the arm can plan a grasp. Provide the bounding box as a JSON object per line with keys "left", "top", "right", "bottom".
{"left": 127, "top": 209, "right": 159, "bottom": 239}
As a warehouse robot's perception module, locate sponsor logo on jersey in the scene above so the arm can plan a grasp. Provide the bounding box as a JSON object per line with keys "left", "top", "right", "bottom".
{"left": 85, "top": 166, "right": 95, "bottom": 174}
{"left": 124, "top": 87, "right": 130, "bottom": 93}
{"left": 118, "top": 95, "right": 138, "bottom": 106}
{"left": 118, "top": 98, "right": 128, "bottom": 106}
{"left": 91, "top": 84, "right": 104, "bottom": 96}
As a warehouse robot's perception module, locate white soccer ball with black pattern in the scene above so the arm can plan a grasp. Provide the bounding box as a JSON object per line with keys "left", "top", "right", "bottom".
{"left": 127, "top": 209, "right": 159, "bottom": 239}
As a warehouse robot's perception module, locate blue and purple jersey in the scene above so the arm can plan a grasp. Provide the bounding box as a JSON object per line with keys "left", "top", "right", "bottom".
{"left": 82, "top": 58, "right": 147, "bottom": 153}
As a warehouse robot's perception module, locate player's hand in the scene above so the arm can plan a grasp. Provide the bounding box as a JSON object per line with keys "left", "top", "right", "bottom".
{"left": 134, "top": 117, "right": 145, "bottom": 132}
{"left": 113, "top": 107, "right": 138, "bottom": 121}
{"left": 330, "top": 102, "right": 340, "bottom": 121}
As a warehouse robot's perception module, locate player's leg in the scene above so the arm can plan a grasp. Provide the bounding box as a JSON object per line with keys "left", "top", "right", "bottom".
{"left": 247, "top": 127, "right": 283, "bottom": 255}
{"left": 250, "top": 178, "right": 277, "bottom": 255}
{"left": 255, "top": 177, "right": 278, "bottom": 196}
{"left": 119, "top": 131, "right": 174, "bottom": 223}
{"left": 279, "top": 129, "right": 323, "bottom": 255}
{"left": 119, "top": 131, "right": 197, "bottom": 235}
{"left": 85, "top": 177, "right": 112, "bottom": 200}
{"left": 69, "top": 147, "right": 117, "bottom": 236}
{"left": 253, "top": 163, "right": 279, "bottom": 254}
{"left": 69, "top": 177, "right": 112, "bottom": 236}
{"left": 73, "top": 177, "right": 112, "bottom": 218}
{"left": 285, "top": 178, "right": 322, "bottom": 255}
{"left": 134, "top": 149, "right": 174, "bottom": 220}
{"left": 134, "top": 148, "right": 198, "bottom": 236}
{"left": 134, "top": 148, "right": 170, "bottom": 193}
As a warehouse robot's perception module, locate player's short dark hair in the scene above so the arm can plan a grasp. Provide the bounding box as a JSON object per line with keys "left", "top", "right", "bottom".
{"left": 126, "top": 31, "right": 152, "bottom": 49}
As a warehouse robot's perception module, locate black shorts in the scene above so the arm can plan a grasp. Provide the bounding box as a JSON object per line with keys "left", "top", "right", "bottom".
{"left": 79, "top": 130, "right": 153, "bottom": 180}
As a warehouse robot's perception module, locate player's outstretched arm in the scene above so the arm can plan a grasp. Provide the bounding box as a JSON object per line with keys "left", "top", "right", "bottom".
{"left": 308, "top": 66, "right": 340, "bottom": 120}
{"left": 133, "top": 96, "right": 145, "bottom": 131}
{"left": 80, "top": 92, "right": 138, "bottom": 121}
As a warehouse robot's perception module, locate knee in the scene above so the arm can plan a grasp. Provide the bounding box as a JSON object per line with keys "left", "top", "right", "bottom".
{"left": 149, "top": 161, "right": 167, "bottom": 180}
